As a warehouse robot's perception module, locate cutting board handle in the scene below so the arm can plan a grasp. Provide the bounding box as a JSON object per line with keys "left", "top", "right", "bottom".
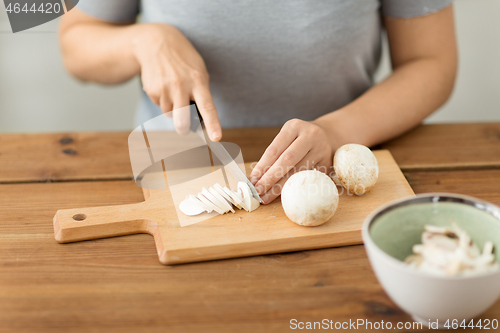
{"left": 53, "top": 202, "right": 152, "bottom": 243}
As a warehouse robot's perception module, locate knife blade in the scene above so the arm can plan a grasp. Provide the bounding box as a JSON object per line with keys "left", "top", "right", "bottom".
{"left": 190, "top": 102, "right": 263, "bottom": 203}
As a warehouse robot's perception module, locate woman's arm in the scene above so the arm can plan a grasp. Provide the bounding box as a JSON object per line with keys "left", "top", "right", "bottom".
{"left": 314, "top": 4, "right": 458, "bottom": 148}
{"left": 59, "top": 9, "right": 222, "bottom": 140}
{"left": 59, "top": 9, "right": 140, "bottom": 84}
{"left": 250, "top": 5, "right": 457, "bottom": 203}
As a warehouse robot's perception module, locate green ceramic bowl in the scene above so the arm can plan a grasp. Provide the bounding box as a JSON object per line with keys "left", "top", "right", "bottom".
{"left": 362, "top": 193, "right": 500, "bottom": 327}
{"left": 370, "top": 196, "right": 500, "bottom": 264}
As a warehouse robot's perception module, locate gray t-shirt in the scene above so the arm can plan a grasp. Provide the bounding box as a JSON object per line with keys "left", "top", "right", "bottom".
{"left": 76, "top": 0, "right": 453, "bottom": 128}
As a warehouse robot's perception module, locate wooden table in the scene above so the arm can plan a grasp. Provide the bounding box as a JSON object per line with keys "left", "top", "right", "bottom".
{"left": 1, "top": 123, "right": 499, "bottom": 332}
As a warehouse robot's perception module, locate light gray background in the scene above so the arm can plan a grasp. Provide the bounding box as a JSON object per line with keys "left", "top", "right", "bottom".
{"left": 0, "top": 0, "right": 498, "bottom": 133}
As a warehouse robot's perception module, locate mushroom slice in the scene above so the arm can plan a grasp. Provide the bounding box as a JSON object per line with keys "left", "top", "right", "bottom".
{"left": 249, "top": 197, "right": 260, "bottom": 212}
{"left": 189, "top": 194, "right": 210, "bottom": 212}
{"left": 238, "top": 181, "right": 259, "bottom": 212}
{"left": 424, "top": 225, "right": 456, "bottom": 237}
{"left": 222, "top": 186, "right": 244, "bottom": 210}
{"left": 412, "top": 244, "right": 425, "bottom": 254}
{"left": 475, "top": 253, "right": 495, "bottom": 266}
{"left": 201, "top": 187, "right": 229, "bottom": 214}
{"left": 237, "top": 182, "right": 251, "bottom": 212}
{"left": 405, "top": 223, "right": 500, "bottom": 277}
{"left": 189, "top": 194, "right": 209, "bottom": 212}
{"left": 405, "top": 254, "right": 423, "bottom": 267}
{"left": 422, "top": 232, "right": 459, "bottom": 252}
{"left": 179, "top": 195, "right": 206, "bottom": 216}
{"left": 197, "top": 191, "right": 223, "bottom": 215}
{"left": 192, "top": 194, "right": 213, "bottom": 213}
{"left": 208, "top": 186, "right": 235, "bottom": 213}
{"left": 483, "top": 241, "right": 494, "bottom": 255}
{"left": 213, "top": 184, "right": 239, "bottom": 211}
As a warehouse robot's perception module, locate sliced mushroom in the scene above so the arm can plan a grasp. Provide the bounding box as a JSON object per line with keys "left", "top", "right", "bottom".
{"left": 483, "top": 241, "right": 494, "bottom": 255}
{"left": 202, "top": 187, "right": 229, "bottom": 214}
{"left": 213, "top": 184, "right": 238, "bottom": 212}
{"left": 405, "top": 223, "right": 499, "bottom": 277}
{"left": 188, "top": 194, "right": 210, "bottom": 213}
{"left": 222, "top": 186, "right": 244, "bottom": 210}
{"left": 179, "top": 195, "right": 206, "bottom": 216}
{"left": 198, "top": 190, "right": 225, "bottom": 215}
{"left": 178, "top": 182, "right": 260, "bottom": 217}
{"left": 237, "top": 182, "right": 253, "bottom": 212}
{"left": 208, "top": 186, "right": 235, "bottom": 213}
{"left": 424, "top": 224, "right": 456, "bottom": 237}
{"left": 249, "top": 197, "right": 260, "bottom": 212}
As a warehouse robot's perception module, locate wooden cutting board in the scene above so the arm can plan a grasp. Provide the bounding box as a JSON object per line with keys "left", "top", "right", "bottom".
{"left": 53, "top": 150, "right": 414, "bottom": 265}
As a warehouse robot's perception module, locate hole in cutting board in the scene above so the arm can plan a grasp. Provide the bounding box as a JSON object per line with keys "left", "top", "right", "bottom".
{"left": 72, "top": 214, "right": 87, "bottom": 221}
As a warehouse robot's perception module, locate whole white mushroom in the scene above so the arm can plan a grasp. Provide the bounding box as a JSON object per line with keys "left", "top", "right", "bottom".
{"left": 333, "top": 144, "right": 378, "bottom": 195}
{"left": 281, "top": 169, "right": 339, "bottom": 227}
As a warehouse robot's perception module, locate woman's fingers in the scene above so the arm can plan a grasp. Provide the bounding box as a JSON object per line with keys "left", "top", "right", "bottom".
{"left": 192, "top": 85, "right": 221, "bottom": 142}
{"left": 254, "top": 136, "right": 311, "bottom": 195}
{"left": 157, "top": 81, "right": 219, "bottom": 138}
{"left": 172, "top": 107, "right": 191, "bottom": 135}
{"left": 259, "top": 168, "right": 293, "bottom": 204}
{"left": 314, "top": 156, "right": 333, "bottom": 176}
{"left": 246, "top": 119, "right": 333, "bottom": 204}
{"left": 172, "top": 89, "right": 191, "bottom": 135}
{"left": 135, "top": 24, "right": 217, "bottom": 134}
{"left": 249, "top": 122, "right": 300, "bottom": 185}
{"left": 159, "top": 93, "right": 173, "bottom": 115}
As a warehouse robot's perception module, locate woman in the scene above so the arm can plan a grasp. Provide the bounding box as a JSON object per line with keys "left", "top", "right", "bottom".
{"left": 59, "top": 0, "right": 457, "bottom": 203}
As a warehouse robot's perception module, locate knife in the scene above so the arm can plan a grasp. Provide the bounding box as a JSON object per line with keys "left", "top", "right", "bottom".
{"left": 190, "top": 102, "right": 263, "bottom": 203}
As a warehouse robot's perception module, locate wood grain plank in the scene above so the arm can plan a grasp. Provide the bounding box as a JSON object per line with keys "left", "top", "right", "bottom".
{"left": 3, "top": 123, "right": 499, "bottom": 183}
{"left": 0, "top": 128, "right": 280, "bottom": 184}
{"left": 405, "top": 169, "right": 500, "bottom": 205}
{"left": 2, "top": 123, "right": 500, "bottom": 332}
{"left": 0, "top": 180, "right": 143, "bottom": 235}
{"left": 0, "top": 247, "right": 402, "bottom": 332}
{"left": 0, "top": 237, "right": 498, "bottom": 333}
{"left": 0, "top": 132, "right": 132, "bottom": 183}
{"left": 0, "top": 180, "right": 397, "bottom": 332}
{"left": 1, "top": 180, "right": 499, "bottom": 332}
{"left": 381, "top": 123, "right": 500, "bottom": 171}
